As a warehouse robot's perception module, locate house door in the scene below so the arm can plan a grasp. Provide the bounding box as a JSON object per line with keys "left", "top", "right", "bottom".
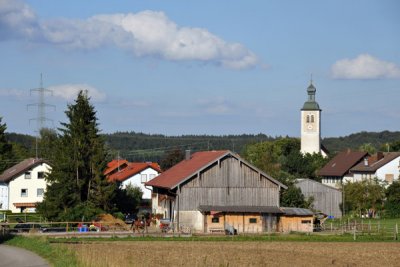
{"left": 263, "top": 214, "right": 277, "bottom": 232}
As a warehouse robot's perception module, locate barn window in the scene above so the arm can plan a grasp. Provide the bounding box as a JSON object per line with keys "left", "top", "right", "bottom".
{"left": 249, "top": 218, "right": 257, "bottom": 224}
{"left": 301, "top": 220, "right": 311, "bottom": 224}
{"left": 211, "top": 217, "right": 220, "bottom": 223}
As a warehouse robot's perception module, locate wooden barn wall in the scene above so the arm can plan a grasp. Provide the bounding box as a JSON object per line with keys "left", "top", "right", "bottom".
{"left": 296, "top": 180, "right": 342, "bottom": 218}
{"left": 178, "top": 156, "right": 280, "bottom": 211}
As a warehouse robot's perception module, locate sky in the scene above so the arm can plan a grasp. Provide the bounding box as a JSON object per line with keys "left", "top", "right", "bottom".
{"left": 0, "top": 0, "right": 399, "bottom": 138}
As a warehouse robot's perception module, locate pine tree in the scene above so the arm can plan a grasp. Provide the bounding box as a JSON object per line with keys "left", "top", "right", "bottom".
{"left": 37, "top": 91, "right": 116, "bottom": 221}
{"left": 0, "top": 117, "right": 14, "bottom": 173}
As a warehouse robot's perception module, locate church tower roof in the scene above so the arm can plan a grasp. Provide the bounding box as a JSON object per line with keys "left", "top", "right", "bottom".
{"left": 302, "top": 80, "right": 320, "bottom": 111}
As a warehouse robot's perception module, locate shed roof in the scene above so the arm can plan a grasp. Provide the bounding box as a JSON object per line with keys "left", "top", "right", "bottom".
{"left": 0, "top": 158, "right": 48, "bottom": 183}
{"left": 145, "top": 150, "right": 286, "bottom": 190}
{"left": 317, "top": 150, "right": 368, "bottom": 177}
{"left": 198, "top": 205, "right": 284, "bottom": 214}
{"left": 295, "top": 178, "right": 342, "bottom": 192}
{"left": 281, "top": 207, "right": 314, "bottom": 216}
{"left": 350, "top": 152, "right": 400, "bottom": 173}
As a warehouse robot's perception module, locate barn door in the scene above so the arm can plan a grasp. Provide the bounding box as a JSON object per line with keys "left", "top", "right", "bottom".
{"left": 263, "top": 214, "right": 277, "bottom": 232}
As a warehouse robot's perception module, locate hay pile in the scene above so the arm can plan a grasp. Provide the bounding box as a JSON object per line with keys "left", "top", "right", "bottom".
{"left": 96, "top": 214, "right": 129, "bottom": 231}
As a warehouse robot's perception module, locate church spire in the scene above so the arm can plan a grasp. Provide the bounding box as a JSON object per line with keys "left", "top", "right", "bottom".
{"left": 302, "top": 78, "right": 320, "bottom": 111}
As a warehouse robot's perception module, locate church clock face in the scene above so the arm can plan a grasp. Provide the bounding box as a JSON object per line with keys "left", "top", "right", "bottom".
{"left": 307, "top": 124, "right": 313, "bottom": 130}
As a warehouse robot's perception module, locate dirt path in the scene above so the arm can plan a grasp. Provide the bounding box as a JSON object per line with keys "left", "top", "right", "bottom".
{"left": 0, "top": 244, "right": 49, "bottom": 267}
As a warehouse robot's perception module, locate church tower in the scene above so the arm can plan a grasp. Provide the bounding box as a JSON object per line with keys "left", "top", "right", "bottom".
{"left": 300, "top": 80, "right": 322, "bottom": 155}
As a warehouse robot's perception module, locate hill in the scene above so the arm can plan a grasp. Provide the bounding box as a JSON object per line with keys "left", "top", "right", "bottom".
{"left": 5, "top": 130, "right": 400, "bottom": 162}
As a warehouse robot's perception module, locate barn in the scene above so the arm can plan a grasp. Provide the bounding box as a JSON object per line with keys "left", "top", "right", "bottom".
{"left": 146, "top": 150, "right": 288, "bottom": 233}
{"left": 295, "top": 178, "right": 342, "bottom": 218}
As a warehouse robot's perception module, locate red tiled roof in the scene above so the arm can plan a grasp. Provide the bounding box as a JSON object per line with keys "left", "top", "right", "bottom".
{"left": 350, "top": 152, "right": 400, "bottom": 173}
{"left": 104, "top": 159, "right": 129, "bottom": 176}
{"left": 107, "top": 162, "right": 161, "bottom": 182}
{"left": 318, "top": 150, "right": 368, "bottom": 177}
{"left": 145, "top": 150, "right": 229, "bottom": 189}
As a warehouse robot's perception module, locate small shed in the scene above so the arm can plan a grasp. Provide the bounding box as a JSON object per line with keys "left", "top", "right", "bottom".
{"left": 279, "top": 207, "right": 314, "bottom": 233}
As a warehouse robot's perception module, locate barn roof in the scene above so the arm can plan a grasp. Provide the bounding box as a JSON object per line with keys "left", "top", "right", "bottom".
{"left": 145, "top": 150, "right": 286, "bottom": 190}
{"left": 198, "top": 205, "right": 284, "bottom": 214}
{"left": 317, "top": 150, "right": 368, "bottom": 177}
{"left": 295, "top": 178, "right": 342, "bottom": 192}
{"left": 0, "top": 158, "right": 49, "bottom": 183}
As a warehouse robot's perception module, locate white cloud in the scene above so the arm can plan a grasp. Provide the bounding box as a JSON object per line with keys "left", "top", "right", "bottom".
{"left": 331, "top": 54, "right": 400, "bottom": 79}
{"left": 0, "top": 1, "right": 258, "bottom": 69}
{"left": 49, "top": 84, "right": 106, "bottom": 102}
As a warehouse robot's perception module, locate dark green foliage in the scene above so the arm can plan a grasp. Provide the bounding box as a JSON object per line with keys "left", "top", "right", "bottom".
{"left": 160, "top": 148, "right": 184, "bottom": 170}
{"left": 113, "top": 184, "right": 142, "bottom": 214}
{"left": 280, "top": 184, "right": 313, "bottom": 208}
{"left": 385, "top": 181, "right": 400, "bottom": 218}
{"left": 37, "top": 91, "right": 115, "bottom": 221}
{"left": 0, "top": 117, "right": 16, "bottom": 173}
{"left": 323, "top": 130, "right": 400, "bottom": 154}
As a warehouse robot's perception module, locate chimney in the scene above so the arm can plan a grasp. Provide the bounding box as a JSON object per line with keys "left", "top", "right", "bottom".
{"left": 364, "top": 157, "right": 369, "bottom": 166}
{"left": 376, "top": 152, "right": 384, "bottom": 161}
{"left": 185, "top": 150, "right": 191, "bottom": 161}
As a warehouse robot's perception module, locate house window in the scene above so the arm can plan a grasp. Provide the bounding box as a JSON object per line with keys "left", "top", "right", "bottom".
{"left": 211, "top": 217, "right": 220, "bottom": 223}
{"left": 37, "top": 188, "right": 44, "bottom": 197}
{"left": 21, "top": 189, "right": 28, "bottom": 197}
{"left": 25, "top": 172, "right": 31, "bottom": 179}
{"left": 301, "top": 220, "right": 312, "bottom": 224}
{"left": 141, "top": 174, "right": 147, "bottom": 183}
{"left": 37, "top": 172, "right": 45, "bottom": 179}
{"left": 249, "top": 218, "right": 257, "bottom": 224}
{"left": 149, "top": 174, "right": 156, "bottom": 180}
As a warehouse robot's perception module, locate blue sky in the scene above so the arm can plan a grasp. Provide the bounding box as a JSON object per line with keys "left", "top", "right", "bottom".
{"left": 0, "top": 0, "right": 399, "bottom": 137}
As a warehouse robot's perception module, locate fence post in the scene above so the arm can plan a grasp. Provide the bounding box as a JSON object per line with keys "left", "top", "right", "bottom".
{"left": 353, "top": 226, "right": 356, "bottom": 241}
{"left": 395, "top": 224, "right": 398, "bottom": 241}
{"left": 330, "top": 222, "right": 333, "bottom": 232}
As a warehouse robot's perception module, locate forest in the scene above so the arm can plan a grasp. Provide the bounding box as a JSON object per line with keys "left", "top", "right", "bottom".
{"left": 5, "top": 130, "right": 400, "bottom": 163}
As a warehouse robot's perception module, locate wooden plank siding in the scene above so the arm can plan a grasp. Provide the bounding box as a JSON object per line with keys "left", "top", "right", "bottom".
{"left": 178, "top": 155, "right": 280, "bottom": 211}
{"left": 295, "top": 179, "right": 342, "bottom": 218}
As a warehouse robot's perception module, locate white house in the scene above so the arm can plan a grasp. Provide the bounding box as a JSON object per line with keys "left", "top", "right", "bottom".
{"left": 0, "top": 158, "right": 51, "bottom": 213}
{"left": 105, "top": 160, "right": 161, "bottom": 199}
{"left": 349, "top": 152, "right": 400, "bottom": 185}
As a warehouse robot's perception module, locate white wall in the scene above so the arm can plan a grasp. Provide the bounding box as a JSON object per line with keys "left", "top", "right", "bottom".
{"left": 0, "top": 183, "right": 8, "bottom": 210}
{"left": 351, "top": 157, "right": 400, "bottom": 185}
{"left": 376, "top": 156, "right": 400, "bottom": 184}
{"left": 300, "top": 110, "right": 321, "bottom": 155}
{"left": 122, "top": 167, "right": 159, "bottom": 199}
{"left": 8, "top": 163, "right": 51, "bottom": 213}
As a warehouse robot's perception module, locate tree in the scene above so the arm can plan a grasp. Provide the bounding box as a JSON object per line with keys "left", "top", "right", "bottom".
{"left": 160, "top": 149, "right": 184, "bottom": 171}
{"left": 113, "top": 184, "right": 143, "bottom": 214}
{"left": 359, "top": 143, "right": 376, "bottom": 154}
{"left": 37, "top": 91, "right": 116, "bottom": 221}
{"left": 385, "top": 181, "right": 400, "bottom": 218}
{"left": 0, "top": 117, "right": 15, "bottom": 173}
{"left": 280, "top": 184, "right": 313, "bottom": 209}
{"left": 343, "top": 179, "right": 384, "bottom": 217}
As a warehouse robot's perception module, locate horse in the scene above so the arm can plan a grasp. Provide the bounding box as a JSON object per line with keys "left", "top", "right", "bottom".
{"left": 130, "top": 217, "right": 150, "bottom": 233}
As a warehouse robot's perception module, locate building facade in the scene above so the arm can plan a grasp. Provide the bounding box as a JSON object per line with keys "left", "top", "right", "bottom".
{"left": 146, "top": 150, "right": 288, "bottom": 233}
{"left": 0, "top": 158, "right": 51, "bottom": 213}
